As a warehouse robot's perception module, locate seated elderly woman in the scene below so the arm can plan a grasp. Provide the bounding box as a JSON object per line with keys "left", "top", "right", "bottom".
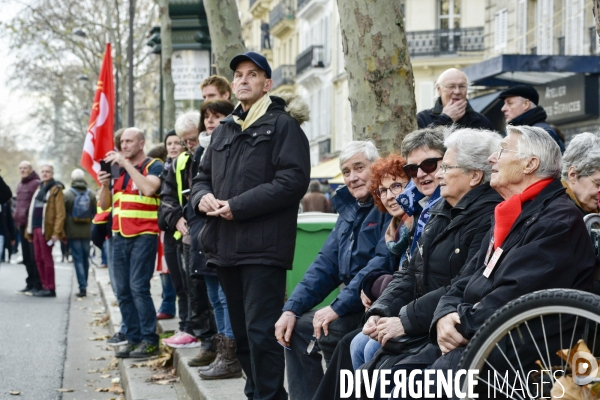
{"left": 351, "top": 128, "right": 503, "bottom": 372}
{"left": 382, "top": 126, "right": 596, "bottom": 399}
{"left": 561, "top": 132, "right": 600, "bottom": 215}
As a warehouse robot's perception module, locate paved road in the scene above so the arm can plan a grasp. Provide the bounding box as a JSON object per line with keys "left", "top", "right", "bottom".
{"left": 0, "top": 246, "right": 119, "bottom": 400}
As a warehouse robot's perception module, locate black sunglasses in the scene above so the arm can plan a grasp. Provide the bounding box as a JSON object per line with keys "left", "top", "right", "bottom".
{"left": 402, "top": 157, "right": 443, "bottom": 178}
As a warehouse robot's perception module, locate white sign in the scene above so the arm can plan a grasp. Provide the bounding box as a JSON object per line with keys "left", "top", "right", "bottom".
{"left": 172, "top": 50, "right": 210, "bottom": 100}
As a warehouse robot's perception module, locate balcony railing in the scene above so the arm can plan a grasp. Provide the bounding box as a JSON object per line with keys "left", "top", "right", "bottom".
{"left": 296, "top": 45, "right": 324, "bottom": 75}
{"left": 270, "top": 1, "right": 294, "bottom": 27}
{"left": 406, "top": 27, "right": 484, "bottom": 56}
{"left": 271, "top": 64, "right": 295, "bottom": 90}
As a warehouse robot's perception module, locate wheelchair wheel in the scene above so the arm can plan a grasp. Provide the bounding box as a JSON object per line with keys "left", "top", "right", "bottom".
{"left": 457, "top": 289, "right": 600, "bottom": 400}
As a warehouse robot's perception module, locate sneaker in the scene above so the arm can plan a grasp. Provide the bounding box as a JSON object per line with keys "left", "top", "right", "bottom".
{"left": 24, "top": 288, "right": 42, "bottom": 296}
{"left": 156, "top": 312, "right": 175, "bottom": 320}
{"left": 106, "top": 332, "right": 128, "bottom": 347}
{"left": 161, "top": 331, "right": 184, "bottom": 346}
{"left": 16, "top": 285, "right": 32, "bottom": 294}
{"left": 163, "top": 332, "right": 200, "bottom": 349}
{"left": 129, "top": 341, "right": 160, "bottom": 358}
{"left": 115, "top": 343, "right": 139, "bottom": 358}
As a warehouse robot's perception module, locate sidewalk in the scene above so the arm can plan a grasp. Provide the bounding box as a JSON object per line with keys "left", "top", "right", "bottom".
{"left": 94, "top": 265, "right": 246, "bottom": 400}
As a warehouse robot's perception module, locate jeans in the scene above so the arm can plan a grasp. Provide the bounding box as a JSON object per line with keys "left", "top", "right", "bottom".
{"left": 218, "top": 265, "right": 287, "bottom": 400}
{"left": 158, "top": 273, "right": 176, "bottom": 316}
{"left": 33, "top": 228, "right": 55, "bottom": 291}
{"left": 204, "top": 274, "right": 233, "bottom": 338}
{"left": 350, "top": 331, "right": 382, "bottom": 370}
{"left": 19, "top": 226, "right": 41, "bottom": 290}
{"left": 112, "top": 233, "right": 159, "bottom": 345}
{"left": 101, "top": 240, "right": 109, "bottom": 266}
{"left": 68, "top": 239, "right": 91, "bottom": 290}
{"left": 164, "top": 237, "right": 188, "bottom": 332}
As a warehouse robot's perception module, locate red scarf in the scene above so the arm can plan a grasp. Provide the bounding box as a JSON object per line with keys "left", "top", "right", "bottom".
{"left": 493, "top": 178, "right": 553, "bottom": 249}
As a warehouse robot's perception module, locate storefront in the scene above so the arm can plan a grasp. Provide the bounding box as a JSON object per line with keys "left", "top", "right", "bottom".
{"left": 464, "top": 54, "right": 600, "bottom": 142}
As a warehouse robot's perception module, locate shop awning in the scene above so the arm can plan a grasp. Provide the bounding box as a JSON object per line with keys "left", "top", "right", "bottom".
{"left": 463, "top": 55, "right": 600, "bottom": 87}
{"left": 469, "top": 91, "right": 502, "bottom": 114}
{"left": 310, "top": 157, "right": 340, "bottom": 179}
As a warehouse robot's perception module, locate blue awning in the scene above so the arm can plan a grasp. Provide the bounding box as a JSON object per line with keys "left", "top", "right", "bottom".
{"left": 463, "top": 55, "right": 600, "bottom": 87}
{"left": 469, "top": 91, "right": 502, "bottom": 113}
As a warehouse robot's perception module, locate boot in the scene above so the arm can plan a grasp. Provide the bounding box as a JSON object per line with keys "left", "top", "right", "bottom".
{"left": 198, "top": 336, "right": 243, "bottom": 380}
{"left": 198, "top": 335, "right": 222, "bottom": 372}
{"left": 187, "top": 335, "right": 217, "bottom": 367}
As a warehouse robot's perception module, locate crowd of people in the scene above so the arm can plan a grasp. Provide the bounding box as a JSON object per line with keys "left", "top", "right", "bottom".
{"left": 1, "top": 50, "right": 599, "bottom": 400}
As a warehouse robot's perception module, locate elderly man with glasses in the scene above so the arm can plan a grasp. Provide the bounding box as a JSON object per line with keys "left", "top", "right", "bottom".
{"left": 417, "top": 68, "right": 495, "bottom": 131}
{"left": 275, "top": 140, "right": 396, "bottom": 400}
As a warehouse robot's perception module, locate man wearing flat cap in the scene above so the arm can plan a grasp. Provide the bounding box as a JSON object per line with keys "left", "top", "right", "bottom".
{"left": 500, "top": 84, "right": 565, "bottom": 152}
{"left": 191, "top": 51, "right": 311, "bottom": 399}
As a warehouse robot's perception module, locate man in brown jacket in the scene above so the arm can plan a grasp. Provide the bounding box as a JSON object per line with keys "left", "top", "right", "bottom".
{"left": 302, "top": 180, "right": 330, "bottom": 213}
{"left": 25, "top": 165, "right": 66, "bottom": 297}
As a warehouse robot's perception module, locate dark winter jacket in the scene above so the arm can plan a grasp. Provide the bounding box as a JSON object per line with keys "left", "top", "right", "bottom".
{"left": 366, "top": 184, "right": 502, "bottom": 337}
{"left": 283, "top": 186, "right": 396, "bottom": 317}
{"left": 417, "top": 98, "right": 495, "bottom": 131}
{"left": 0, "top": 176, "right": 11, "bottom": 205}
{"left": 191, "top": 94, "right": 311, "bottom": 269}
{"left": 0, "top": 200, "right": 17, "bottom": 242}
{"left": 15, "top": 171, "right": 40, "bottom": 227}
{"left": 507, "top": 106, "right": 565, "bottom": 152}
{"left": 431, "top": 179, "right": 595, "bottom": 343}
{"left": 63, "top": 179, "right": 97, "bottom": 239}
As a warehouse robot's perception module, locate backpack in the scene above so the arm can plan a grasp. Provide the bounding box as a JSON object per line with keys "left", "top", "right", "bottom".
{"left": 70, "top": 188, "right": 93, "bottom": 223}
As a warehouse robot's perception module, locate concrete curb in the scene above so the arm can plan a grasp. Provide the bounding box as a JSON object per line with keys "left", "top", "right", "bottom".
{"left": 94, "top": 266, "right": 246, "bottom": 400}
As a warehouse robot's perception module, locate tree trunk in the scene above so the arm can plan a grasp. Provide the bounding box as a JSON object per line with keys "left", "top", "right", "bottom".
{"left": 337, "top": 0, "right": 417, "bottom": 155}
{"left": 156, "top": 0, "right": 175, "bottom": 132}
{"left": 202, "top": 0, "right": 245, "bottom": 81}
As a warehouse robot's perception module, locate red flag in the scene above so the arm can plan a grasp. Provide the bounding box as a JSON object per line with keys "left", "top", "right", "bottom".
{"left": 81, "top": 43, "right": 115, "bottom": 183}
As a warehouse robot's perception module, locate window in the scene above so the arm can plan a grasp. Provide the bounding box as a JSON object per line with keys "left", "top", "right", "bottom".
{"left": 517, "top": 0, "right": 528, "bottom": 54}
{"left": 439, "top": 0, "right": 461, "bottom": 30}
{"left": 564, "top": 0, "right": 584, "bottom": 55}
{"left": 418, "top": 81, "right": 435, "bottom": 112}
{"left": 495, "top": 8, "right": 508, "bottom": 52}
{"left": 536, "top": 0, "right": 554, "bottom": 54}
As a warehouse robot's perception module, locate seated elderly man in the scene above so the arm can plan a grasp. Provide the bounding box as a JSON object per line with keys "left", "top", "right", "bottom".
{"left": 274, "top": 141, "right": 396, "bottom": 400}
{"left": 380, "top": 126, "right": 595, "bottom": 398}
{"left": 561, "top": 132, "right": 600, "bottom": 215}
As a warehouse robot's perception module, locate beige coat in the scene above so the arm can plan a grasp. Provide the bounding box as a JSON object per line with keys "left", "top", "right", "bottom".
{"left": 25, "top": 184, "right": 66, "bottom": 241}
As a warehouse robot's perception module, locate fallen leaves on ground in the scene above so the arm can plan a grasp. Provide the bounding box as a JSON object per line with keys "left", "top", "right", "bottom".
{"left": 94, "top": 384, "right": 124, "bottom": 394}
{"left": 9, "top": 391, "right": 20, "bottom": 395}
{"left": 100, "top": 374, "right": 112, "bottom": 379}
{"left": 56, "top": 388, "right": 75, "bottom": 392}
{"left": 147, "top": 369, "right": 179, "bottom": 385}
{"left": 88, "top": 335, "right": 109, "bottom": 341}
{"left": 90, "top": 356, "right": 106, "bottom": 361}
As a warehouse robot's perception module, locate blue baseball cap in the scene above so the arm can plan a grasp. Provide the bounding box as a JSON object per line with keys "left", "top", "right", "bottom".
{"left": 230, "top": 51, "right": 272, "bottom": 79}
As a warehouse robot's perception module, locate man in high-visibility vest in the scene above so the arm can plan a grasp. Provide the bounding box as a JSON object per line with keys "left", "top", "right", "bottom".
{"left": 99, "top": 127, "right": 163, "bottom": 358}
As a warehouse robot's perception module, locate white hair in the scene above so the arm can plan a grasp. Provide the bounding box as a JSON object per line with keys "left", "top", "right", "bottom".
{"left": 508, "top": 126, "right": 562, "bottom": 179}
{"left": 174, "top": 110, "right": 200, "bottom": 136}
{"left": 71, "top": 168, "right": 85, "bottom": 181}
{"left": 339, "top": 140, "right": 380, "bottom": 167}
{"left": 444, "top": 128, "right": 502, "bottom": 184}
{"left": 561, "top": 132, "right": 600, "bottom": 180}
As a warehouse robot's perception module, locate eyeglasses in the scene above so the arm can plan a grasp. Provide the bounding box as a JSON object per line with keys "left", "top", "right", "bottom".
{"left": 374, "top": 182, "right": 407, "bottom": 199}
{"left": 441, "top": 84, "right": 468, "bottom": 92}
{"left": 497, "top": 147, "right": 519, "bottom": 159}
{"left": 440, "top": 164, "right": 464, "bottom": 173}
{"left": 183, "top": 137, "right": 199, "bottom": 144}
{"left": 585, "top": 175, "right": 600, "bottom": 189}
{"left": 403, "top": 157, "right": 443, "bottom": 178}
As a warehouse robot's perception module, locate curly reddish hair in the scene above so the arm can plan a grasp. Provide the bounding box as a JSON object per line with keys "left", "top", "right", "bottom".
{"left": 369, "top": 153, "right": 408, "bottom": 213}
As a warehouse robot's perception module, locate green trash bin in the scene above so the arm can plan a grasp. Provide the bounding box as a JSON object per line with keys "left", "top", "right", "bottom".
{"left": 288, "top": 212, "right": 340, "bottom": 310}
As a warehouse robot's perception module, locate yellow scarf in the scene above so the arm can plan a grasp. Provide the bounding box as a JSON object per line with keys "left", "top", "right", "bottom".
{"left": 233, "top": 93, "right": 272, "bottom": 131}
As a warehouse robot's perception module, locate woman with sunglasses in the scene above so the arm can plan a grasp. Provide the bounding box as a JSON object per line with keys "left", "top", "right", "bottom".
{"left": 349, "top": 128, "right": 503, "bottom": 383}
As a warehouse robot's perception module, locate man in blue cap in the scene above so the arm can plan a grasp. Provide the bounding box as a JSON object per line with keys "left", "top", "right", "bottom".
{"left": 499, "top": 84, "right": 565, "bottom": 152}
{"left": 191, "top": 51, "right": 311, "bottom": 399}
